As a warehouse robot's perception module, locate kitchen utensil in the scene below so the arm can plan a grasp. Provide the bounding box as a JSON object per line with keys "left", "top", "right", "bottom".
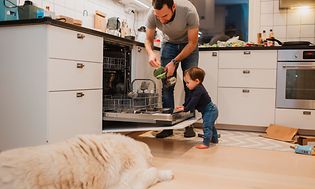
{"left": 266, "top": 38, "right": 313, "bottom": 47}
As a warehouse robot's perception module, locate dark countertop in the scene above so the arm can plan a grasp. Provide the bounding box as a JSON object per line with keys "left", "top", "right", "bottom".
{"left": 0, "top": 17, "right": 149, "bottom": 48}
{"left": 198, "top": 46, "right": 315, "bottom": 51}
{"left": 1, "top": 18, "right": 315, "bottom": 51}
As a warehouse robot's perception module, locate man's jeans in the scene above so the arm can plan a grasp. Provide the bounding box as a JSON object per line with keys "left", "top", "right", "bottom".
{"left": 202, "top": 102, "right": 219, "bottom": 146}
{"left": 160, "top": 42, "right": 199, "bottom": 111}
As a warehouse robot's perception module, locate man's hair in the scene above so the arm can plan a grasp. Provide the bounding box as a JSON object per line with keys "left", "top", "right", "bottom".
{"left": 152, "top": 0, "right": 174, "bottom": 10}
{"left": 184, "top": 67, "right": 205, "bottom": 83}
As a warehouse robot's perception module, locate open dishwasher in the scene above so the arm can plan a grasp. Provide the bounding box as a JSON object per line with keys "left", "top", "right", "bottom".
{"left": 103, "top": 79, "right": 194, "bottom": 125}
{"left": 102, "top": 42, "right": 196, "bottom": 132}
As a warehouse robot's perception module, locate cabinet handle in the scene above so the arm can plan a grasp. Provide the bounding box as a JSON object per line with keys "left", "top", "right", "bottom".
{"left": 76, "top": 92, "right": 85, "bottom": 98}
{"left": 303, "top": 111, "right": 311, "bottom": 115}
{"left": 242, "top": 89, "right": 250, "bottom": 93}
{"left": 243, "top": 70, "right": 250, "bottom": 74}
{"left": 212, "top": 52, "right": 217, "bottom": 57}
{"left": 77, "top": 63, "right": 85, "bottom": 69}
{"left": 243, "top": 51, "right": 251, "bottom": 55}
{"left": 77, "top": 33, "right": 85, "bottom": 39}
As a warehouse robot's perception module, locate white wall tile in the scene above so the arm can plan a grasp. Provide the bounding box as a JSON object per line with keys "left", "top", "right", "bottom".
{"left": 287, "top": 10, "right": 301, "bottom": 25}
{"left": 261, "top": 14, "right": 273, "bottom": 26}
{"left": 273, "top": 25, "right": 286, "bottom": 39}
{"left": 300, "top": 25, "right": 315, "bottom": 38}
{"left": 300, "top": 10, "right": 315, "bottom": 25}
{"left": 261, "top": 1, "right": 274, "bottom": 14}
{"left": 253, "top": 0, "right": 315, "bottom": 42}
{"left": 287, "top": 37, "right": 300, "bottom": 41}
{"left": 273, "top": 13, "right": 286, "bottom": 26}
{"left": 287, "top": 25, "right": 300, "bottom": 38}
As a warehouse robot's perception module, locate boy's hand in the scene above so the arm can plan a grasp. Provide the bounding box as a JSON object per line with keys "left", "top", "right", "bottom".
{"left": 176, "top": 106, "right": 184, "bottom": 111}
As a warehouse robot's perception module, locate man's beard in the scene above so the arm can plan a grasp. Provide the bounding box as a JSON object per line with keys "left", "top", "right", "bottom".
{"left": 164, "top": 9, "right": 176, "bottom": 24}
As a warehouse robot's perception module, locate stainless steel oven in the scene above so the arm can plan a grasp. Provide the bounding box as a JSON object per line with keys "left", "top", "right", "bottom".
{"left": 277, "top": 49, "right": 315, "bottom": 109}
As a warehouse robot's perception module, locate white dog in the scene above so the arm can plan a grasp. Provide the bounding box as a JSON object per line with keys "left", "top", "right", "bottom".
{"left": 0, "top": 133, "right": 173, "bottom": 189}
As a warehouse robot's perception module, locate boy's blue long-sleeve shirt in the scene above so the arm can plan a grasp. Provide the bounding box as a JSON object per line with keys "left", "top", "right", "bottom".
{"left": 183, "top": 84, "right": 212, "bottom": 113}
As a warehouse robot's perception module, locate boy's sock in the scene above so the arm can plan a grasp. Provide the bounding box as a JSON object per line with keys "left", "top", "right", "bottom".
{"left": 195, "top": 144, "right": 209, "bottom": 149}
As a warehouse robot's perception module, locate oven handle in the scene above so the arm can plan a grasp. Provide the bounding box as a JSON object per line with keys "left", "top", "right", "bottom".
{"left": 282, "top": 65, "right": 315, "bottom": 69}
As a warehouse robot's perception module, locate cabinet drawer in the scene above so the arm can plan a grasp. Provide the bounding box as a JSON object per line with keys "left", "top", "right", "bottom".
{"left": 218, "top": 69, "right": 276, "bottom": 88}
{"left": 47, "top": 89, "right": 102, "bottom": 143}
{"left": 47, "top": 26, "right": 103, "bottom": 62}
{"left": 48, "top": 59, "right": 103, "bottom": 91}
{"left": 275, "top": 109, "right": 315, "bottom": 130}
{"left": 219, "top": 50, "right": 277, "bottom": 69}
{"left": 217, "top": 88, "right": 275, "bottom": 126}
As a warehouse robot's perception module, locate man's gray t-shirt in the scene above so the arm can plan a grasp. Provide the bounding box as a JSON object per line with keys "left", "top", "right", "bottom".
{"left": 145, "top": 0, "right": 199, "bottom": 44}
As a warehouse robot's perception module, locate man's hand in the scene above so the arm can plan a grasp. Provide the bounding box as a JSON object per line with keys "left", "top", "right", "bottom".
{"left": 148, "top": 52, "right": 161, "bottom": 68}
{"left": 176, "top": 106, "right": 184, "bottom": 111}
{"left": 165, "top": 61, "right": 176, "bottom": 77}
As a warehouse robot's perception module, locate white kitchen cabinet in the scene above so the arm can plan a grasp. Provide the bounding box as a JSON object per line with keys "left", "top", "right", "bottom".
{"left": 217, "top": 50, "right": 277, "bottom": 127}
{"left": 219, "top": 50, "right": 277, "bottom": 69}
{"left": 0, "top": 25, "right": 103, "bottom": 151}
{"left": 275, "top": 109, "right": 315, "bottom": 130}
{"left": 218, "top": 69, "right": 276, "bottom": 89}
{"left": 218, "top": 88, "right": 276, "bottom": 126}
{"left": 199, "top": 51, "right": 219, "bottom": 104}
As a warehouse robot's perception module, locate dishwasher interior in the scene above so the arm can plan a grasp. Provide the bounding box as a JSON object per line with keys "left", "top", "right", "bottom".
{"left": 102, "top": 41, "right": 194, "bottom": 129}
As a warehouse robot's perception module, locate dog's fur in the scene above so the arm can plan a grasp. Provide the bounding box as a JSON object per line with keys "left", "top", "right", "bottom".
{"left": 0, "top": 134, "right": 173, "bottom": 189}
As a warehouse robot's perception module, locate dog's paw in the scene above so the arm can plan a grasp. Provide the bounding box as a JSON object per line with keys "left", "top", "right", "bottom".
{"left": 159, "top": 170, "right": 174, "bottom": 181}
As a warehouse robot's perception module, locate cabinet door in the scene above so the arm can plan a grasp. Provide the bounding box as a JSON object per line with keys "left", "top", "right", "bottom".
{"left": 48, "top": 59, "right": 103, "bottom": 91}
{"left": 199, "top": 51, "right": 219, "bottom": 104}
{"left": 217, "top": 88, "right": 275, "bottom": 126}
{"left": 218, "top": 69, "right": 276, "bottom": 88}
{"left": 47, "top": 25, "right": 103, "bottom": 62}
{"left": 47, "top": 89, "right": 102, "bottom": 143}
{"left": 219, "top": 50, "right": 277, "bottom": 69}
{"left": 275, "top": 109, "right": 315, "bottom": 130}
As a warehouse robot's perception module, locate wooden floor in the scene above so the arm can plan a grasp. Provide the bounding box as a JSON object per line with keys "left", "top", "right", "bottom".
{"left": 129, "top": 132, "right": 315, "bottom": 189}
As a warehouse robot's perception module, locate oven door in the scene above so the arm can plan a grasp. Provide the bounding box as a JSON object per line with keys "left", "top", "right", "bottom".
{"left": 276, "top": 61, "right": 315, "bottom": 109}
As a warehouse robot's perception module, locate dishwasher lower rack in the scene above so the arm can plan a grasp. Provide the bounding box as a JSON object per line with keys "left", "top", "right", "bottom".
{"left": 103, "top": 93, "right": 160, "bottom": 113}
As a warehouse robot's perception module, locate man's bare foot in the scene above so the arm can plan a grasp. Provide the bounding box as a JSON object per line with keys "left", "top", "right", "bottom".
{"left": 195, "top": 144, "right": 209, "bottom": 149}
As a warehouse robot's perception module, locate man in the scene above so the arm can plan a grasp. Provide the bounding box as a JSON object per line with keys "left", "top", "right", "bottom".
{"left": 145, "top": 0, "right": 199, "bottom": 138}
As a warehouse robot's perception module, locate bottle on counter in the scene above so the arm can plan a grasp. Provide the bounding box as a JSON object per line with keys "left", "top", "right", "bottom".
{"left": 268, "top": 29, "right": 274, "bottom": 46}
{"left": 257, "top": 33, "right": 262, "bottom": 45}
{"left": 262, "top": 30, "right": 267, "bottom": 47}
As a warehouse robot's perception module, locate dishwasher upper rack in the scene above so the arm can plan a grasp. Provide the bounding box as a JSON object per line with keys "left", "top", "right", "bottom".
{"left": 103, "top": 79, "right": 160, "bottom": 113}
{"left": 103, "top": 56, "right": 126, "bottom": 70}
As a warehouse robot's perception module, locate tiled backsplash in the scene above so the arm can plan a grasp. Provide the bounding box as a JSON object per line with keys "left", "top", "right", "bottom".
{"left": 19, "top": 0, "right": 147, "bottom": 35}
{"left": 260, "top": 0, "right": 315, "bottom": 43}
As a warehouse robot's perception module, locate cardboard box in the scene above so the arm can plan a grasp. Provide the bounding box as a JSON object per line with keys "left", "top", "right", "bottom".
{"left": 260, "top": 124, "right": 298, "bottom": 142}
{"left": 296, "top": 136, "right": 315, "bottom": 145}
{"left": 94, "top": 10, "right": 106, "bottom": 32}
